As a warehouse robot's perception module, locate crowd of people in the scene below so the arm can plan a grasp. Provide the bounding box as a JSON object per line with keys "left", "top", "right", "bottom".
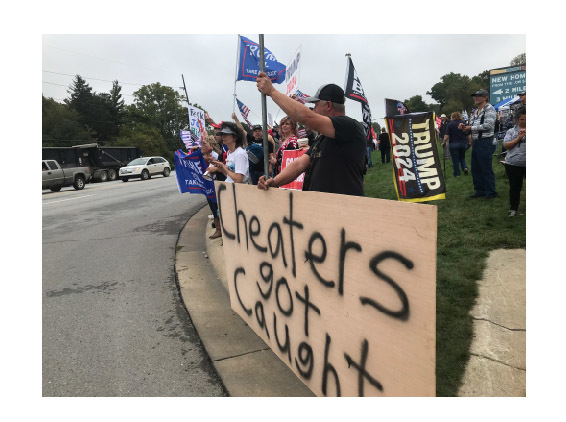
{"left": 190, "top": 81, "right": 526, "bottom": 242}
{"left": 440, "top": 89, "right": 526, "bottom": 217}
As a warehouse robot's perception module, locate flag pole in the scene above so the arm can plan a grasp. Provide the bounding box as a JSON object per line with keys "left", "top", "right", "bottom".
{"left": 233, "top": 34, "right": 240, "bottom": 115}
{"left": 259, "top": 34, "right": 270, "bottom": 181}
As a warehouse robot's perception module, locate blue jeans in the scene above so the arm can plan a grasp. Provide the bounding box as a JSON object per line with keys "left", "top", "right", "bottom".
{"left": 449, "top": 143, "right": 468, "bottom": 176}
{"left": 250, "top": 169, "right": 263, "bottom": 185}
{"left": 366, "top": 146, "right": 373, "bottom": 167}
{"left": 471, "top": 140, "right": 497, "bottom": 197}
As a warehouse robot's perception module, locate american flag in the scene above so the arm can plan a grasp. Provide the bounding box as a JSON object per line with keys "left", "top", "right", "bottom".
{"left": 294, "top": 90, "right": 309, "bottom": 104}
{"left": 236, "top": 98, "right": 253, "bottom": 130}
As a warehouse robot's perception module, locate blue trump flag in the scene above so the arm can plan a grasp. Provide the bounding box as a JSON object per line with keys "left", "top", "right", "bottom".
{"left": 174, "top": 149, "right": 216, "bottom": 202}
{"left": 236, "top": 35, "right": 286, "bottom": 84}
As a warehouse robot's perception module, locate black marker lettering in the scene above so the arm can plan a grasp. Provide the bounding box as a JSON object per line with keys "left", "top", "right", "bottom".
{"left": 272, "top": 313, "right": 291, "bottom": 363}
{"left": 275, "top": 277, "right": 293, "bottom": 317}
{"left": 233, "top": 183, "right": 248, "bottom": 249}
{"left": 295, "top": 341, "right": 314, "bottom": 380}
{"left": 321, "top": 334, "right": 341, "bottom": 397}
{"left": 338, "top": 228, "right": 362, "bottom": 296}
{"left": 344, "top": 338, "right": 383, "bottom": 396}
{"left": 217, "top": 183, "right": 235, "bottom": 240}
{"left": 305, "top": 232, "right": 335, "bottom": 289}
{"left": 254, "top": 301, "right": 270, "bottom": 339}
{"left": 249, "top": 216, "right": 267, "bottom": 253}
{"left": 282, "top": 192, "right": 304, "bottom": 278}
{"left": 295, "top": 285, "right": 320, "bottom": 337}
{"left": 234, "top": 267, "right": 251, "bottom": 316}
{"left": 362, "top": 251, "right": 413, "bottom": 320}
{"left": 268, "top": 222, "right": 287, "bottom": 268}
{"left": 256, "top": 262, "right": 273, "bottom": 300}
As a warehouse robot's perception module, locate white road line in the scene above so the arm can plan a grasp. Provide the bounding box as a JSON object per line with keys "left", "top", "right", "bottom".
{"left": 43, "top": 194, "right": 94, "bottom": 205}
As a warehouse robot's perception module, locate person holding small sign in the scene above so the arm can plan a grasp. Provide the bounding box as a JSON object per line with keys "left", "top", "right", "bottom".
{"left": 256, "top": 72, "right": 366, "bottom": 196}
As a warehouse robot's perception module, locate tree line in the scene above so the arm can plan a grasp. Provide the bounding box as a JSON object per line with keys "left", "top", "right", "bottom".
{"left": 42, "top": 53, "right": 524, "bottom": 161}
{"left": 42, "top": 75, "right": 204, "bottom": 166}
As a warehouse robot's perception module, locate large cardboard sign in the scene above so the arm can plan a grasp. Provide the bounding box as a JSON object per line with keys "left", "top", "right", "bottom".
{"left": 216, "top": 182, "right": 437, "bottom": 396}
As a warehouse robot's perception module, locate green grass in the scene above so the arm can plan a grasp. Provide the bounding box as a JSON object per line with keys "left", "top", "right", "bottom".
{"left": 364, "top": 147, "right": 526, "bottom": 396}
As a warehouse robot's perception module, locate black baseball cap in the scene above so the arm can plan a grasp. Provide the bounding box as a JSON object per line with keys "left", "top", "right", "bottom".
{"left": 252, "top": 125, "right": 262, "bottom": 131}
{"left": 471, "top": 89, "right": 489, "bottom": 97}
{"left": 304, "top": 84, "right": 345, "bottom": 104}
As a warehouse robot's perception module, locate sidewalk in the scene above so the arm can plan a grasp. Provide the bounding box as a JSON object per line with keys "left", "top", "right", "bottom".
{"left": 175, "top": 205, "right": 525, "bottom": 397}
{"left": 458, "top": 249, "right": 526, "bottom": 396}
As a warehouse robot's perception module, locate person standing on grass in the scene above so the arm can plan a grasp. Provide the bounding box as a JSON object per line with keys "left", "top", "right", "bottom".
{"left": 503, "top": 106, "right": 526, "bottom": 218}
{"left": 460, "top": 89, "right": 498, "bottom": 199}
{"left": 442, "top": 111, "right": 471, "bottom": 177}
{"left": 378, "top": 127, "right": 391, "bottom": 164}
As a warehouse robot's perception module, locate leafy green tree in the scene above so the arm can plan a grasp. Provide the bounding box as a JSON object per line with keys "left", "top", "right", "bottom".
{"left": 510, "top": 53, "right": 526, "bottom": 66}
{"left": 131, "top": 83, "right": 189, "bottom": 151}
{"left": 473, "top": 70, "right": 490, "bottom": 88}
{"left": 427, "top": 72, "right": 486, "bottom": 115}
{"left": 64, "top": 75, "right": 125, "bottom": 145}
{"left": 403, "top": 95, "right": 429, "bottom": 112}
{"left": 114, "top": 124, "right": 170, "bottom": 158}
{"left": 64, "top": 75, "right": 93, "bottom": 125}
{"left": 42, "top": 96, "right": 95, "bottom": 146}
{"left": 371, "top": 121, "right": 381, "bottom": 135}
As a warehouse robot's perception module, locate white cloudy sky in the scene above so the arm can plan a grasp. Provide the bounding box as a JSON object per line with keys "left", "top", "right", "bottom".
{"left": 42, "top": 33, "right": 525, "bottom": 126}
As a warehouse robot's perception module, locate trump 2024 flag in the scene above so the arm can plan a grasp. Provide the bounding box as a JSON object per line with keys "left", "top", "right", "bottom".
{"left": 237, "top": 35, "right": 286, "bottom": 84}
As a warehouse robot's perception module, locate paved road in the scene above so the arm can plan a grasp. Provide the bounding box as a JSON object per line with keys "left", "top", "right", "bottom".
{"left": 42, "top": 174, "right": 226, "bottom": 396}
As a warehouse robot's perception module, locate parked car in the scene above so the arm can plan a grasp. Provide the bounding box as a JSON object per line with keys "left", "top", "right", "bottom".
{"left": 119, "top": 156, "right": 171, "bottom": 182}
{"left": 42, "top": 160, "right": 92, "bottom": 191}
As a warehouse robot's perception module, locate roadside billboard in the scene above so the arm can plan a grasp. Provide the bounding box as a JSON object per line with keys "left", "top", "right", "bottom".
{"left": 489, "top": 65, "right": 526, "bottom": 105}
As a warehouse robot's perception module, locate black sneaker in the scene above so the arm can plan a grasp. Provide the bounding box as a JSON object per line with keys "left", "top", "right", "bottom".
{"left": 485, "top": 194, "right": 498, "bottom": 199}
{"left": 469, "top": 193, "right": 484, "bottom": 198}
{"left": 464, "top": 168, "right": 469, "bottom": 175}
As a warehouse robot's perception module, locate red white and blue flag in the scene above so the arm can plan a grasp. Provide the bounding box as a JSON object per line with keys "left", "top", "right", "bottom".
{"left": 236, "top": 98, "right": 254, "bottom": 130}
{"left": 294, "top": 89, "right": 309, "bottom": 104}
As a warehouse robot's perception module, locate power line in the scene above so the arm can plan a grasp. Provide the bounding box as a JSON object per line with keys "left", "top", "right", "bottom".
{"left": 43, "top": 44, "right": 180, "bottom": 80}
{"left": 42, "top": 70, "right": 146, "bottom": 86}
{"left": 42, "top": 81, "right": 135, "bottom": 96}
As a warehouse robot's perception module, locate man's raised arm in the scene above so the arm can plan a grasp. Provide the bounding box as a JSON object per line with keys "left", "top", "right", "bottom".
{"left": 256, "top": 72, "right": 335, "bottom": 138}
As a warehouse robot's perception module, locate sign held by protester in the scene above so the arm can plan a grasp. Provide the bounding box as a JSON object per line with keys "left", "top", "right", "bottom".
{"left": 236, "top": 35, "right": 286, "bottom": 84}
{"left": 188, "top": 105, "right": 206, "bottom": 147}
{"left": 216, "top": 182, "right": 437, "bottom": 396}
{"left": 385, "top": 112, "right": 446, "bottom": 203}
{"left": 280, "top": 149, "right": 307, "bottom": 191}
{"left": 175, "top": 149, "right": 216, "bottom": 201}
{"left": 285, "top": 46, "right": 301, "bottom": 96}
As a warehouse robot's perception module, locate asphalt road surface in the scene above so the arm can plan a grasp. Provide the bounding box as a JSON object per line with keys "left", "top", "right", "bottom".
{"left": 42, "top": 173, "right": 226, "bottom": 396}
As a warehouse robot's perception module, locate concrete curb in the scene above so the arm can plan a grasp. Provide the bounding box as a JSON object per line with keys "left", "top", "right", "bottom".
{"left": 175, "top": 206, "right": 314, "bottom": 397}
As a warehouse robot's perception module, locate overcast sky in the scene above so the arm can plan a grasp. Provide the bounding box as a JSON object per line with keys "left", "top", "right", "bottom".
{"left": 42, "top": 34, "right": 525, "bottom": 127}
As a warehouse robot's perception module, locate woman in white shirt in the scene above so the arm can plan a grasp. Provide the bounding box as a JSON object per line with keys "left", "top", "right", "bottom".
{"left": 208, "top": 122, "right": 249, "bottom": 183}
{"left": 206, "top": 122, "right": 249, "bottom": 238}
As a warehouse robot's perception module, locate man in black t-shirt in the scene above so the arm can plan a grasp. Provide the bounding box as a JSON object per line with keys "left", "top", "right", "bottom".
{"left": 256, "top": 73, "right": 366, "bottom": 196}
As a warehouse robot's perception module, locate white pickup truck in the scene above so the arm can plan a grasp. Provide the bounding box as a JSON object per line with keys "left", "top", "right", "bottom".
{"left": 42, "top": 160, "right": 92, "bottom": 192}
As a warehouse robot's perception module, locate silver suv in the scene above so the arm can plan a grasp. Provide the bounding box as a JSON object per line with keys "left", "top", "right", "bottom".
{"left": 119, "top": 156, "right": 171, "bottom": 182}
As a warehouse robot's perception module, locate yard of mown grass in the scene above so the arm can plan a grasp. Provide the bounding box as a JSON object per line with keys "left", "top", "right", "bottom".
{"left": 363, "top": 145, "right": 526, "bottom": 396}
